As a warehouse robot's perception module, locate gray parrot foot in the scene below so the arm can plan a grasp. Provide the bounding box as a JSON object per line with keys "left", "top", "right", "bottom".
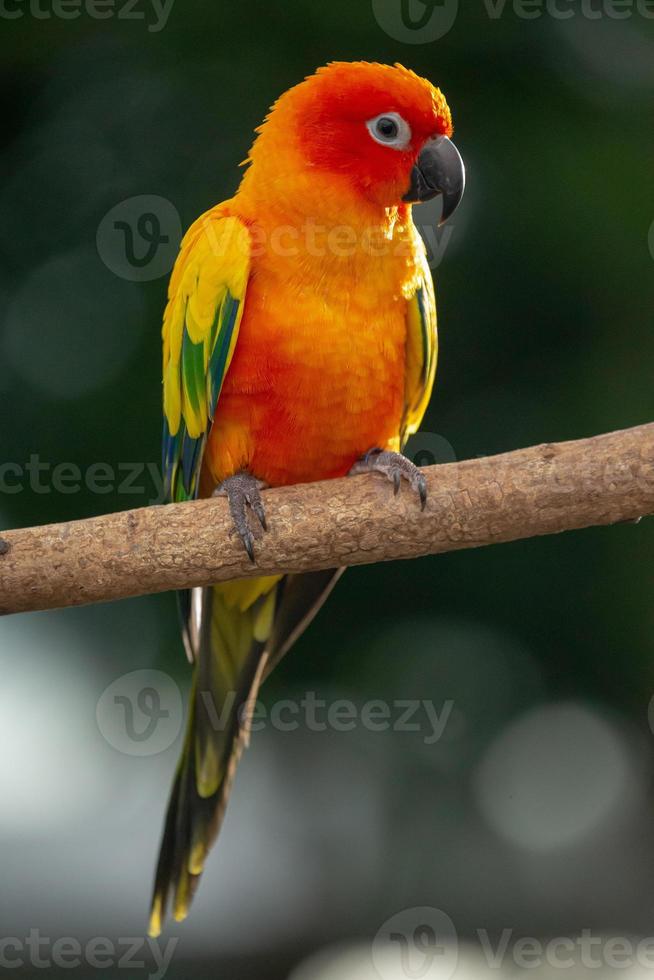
{"left": 349, "top": 449, "right": 427, "bottom": 511}
{"left": 213, "top": 472, "right": 269, "bottom": 562}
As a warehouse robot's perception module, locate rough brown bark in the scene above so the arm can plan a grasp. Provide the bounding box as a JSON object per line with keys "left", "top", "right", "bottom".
{"left": 0, "top": 423, "right": 652, "bottom": 616}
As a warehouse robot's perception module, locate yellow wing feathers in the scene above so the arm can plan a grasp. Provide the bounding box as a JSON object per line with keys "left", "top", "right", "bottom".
{"left": 162, "top": 211, "right": 251, "bottom": 442}
{"left": 402, "top": 241, "right": 438, "bottom": 444}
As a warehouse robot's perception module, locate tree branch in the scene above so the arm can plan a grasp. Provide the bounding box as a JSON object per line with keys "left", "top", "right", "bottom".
{"left": 0, "top": 423, "right": 652, "bottom": 616}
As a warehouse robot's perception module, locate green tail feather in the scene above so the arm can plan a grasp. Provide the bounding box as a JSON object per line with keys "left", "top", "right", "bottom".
{"left": 149, "top": 569, "right": 343, "bottom": 937}
{"left": 149, "top": 584, "right": 272, "bottom": 937}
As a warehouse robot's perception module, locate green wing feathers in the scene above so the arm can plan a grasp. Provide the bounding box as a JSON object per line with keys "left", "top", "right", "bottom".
{"left": 162, "top": 211, "right": 250, "bottom": 503}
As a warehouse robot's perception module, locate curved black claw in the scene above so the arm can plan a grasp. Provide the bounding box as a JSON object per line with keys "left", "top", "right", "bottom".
{"left": 213, "top": 473, "right": 269, "bottom": 561}
{"left": 349, "top": 449, "right": 427, "bottom": 511}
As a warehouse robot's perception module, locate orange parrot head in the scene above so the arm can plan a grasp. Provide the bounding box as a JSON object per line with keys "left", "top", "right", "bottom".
{"left": 245, "top": 61, "right": 465, "bottom": 221}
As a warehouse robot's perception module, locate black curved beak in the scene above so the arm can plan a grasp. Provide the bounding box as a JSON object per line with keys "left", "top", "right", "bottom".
{"left": 403, "top": 135, "right": 465, "bottom": 225}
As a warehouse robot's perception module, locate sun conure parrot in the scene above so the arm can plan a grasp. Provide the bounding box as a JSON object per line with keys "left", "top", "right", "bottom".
{"left": 150, "top": 60, "right": 465, "bottom": 936}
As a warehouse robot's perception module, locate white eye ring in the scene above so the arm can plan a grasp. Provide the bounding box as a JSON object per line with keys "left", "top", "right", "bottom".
{"left": 366, "top": 112, "right": 412, "bottom": 150}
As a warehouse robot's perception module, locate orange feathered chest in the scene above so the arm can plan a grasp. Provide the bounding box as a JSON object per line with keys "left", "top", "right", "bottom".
{"left": 204, "top": 211, "right": 419, "bottom": 489}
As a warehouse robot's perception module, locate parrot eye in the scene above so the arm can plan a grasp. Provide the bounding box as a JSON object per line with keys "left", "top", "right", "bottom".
{"left": 366, "top": 112, "right": 412, "bottom": 150}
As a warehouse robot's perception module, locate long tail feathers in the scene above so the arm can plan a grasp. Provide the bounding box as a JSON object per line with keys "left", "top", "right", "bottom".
{"left": 148, "top": 582, "right": 275, "bottom": 937}
{"left": 149, "top": 568, "right": 343, "bottom": 937}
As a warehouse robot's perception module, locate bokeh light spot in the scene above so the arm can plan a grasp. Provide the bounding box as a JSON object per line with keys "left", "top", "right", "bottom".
{"left": 474, "top": 702, "right": 636, "bottom": 851}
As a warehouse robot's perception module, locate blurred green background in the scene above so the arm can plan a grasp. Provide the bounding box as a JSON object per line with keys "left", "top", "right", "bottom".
{"left": 1, "top": 1, "right": 653, "bottom": 977}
